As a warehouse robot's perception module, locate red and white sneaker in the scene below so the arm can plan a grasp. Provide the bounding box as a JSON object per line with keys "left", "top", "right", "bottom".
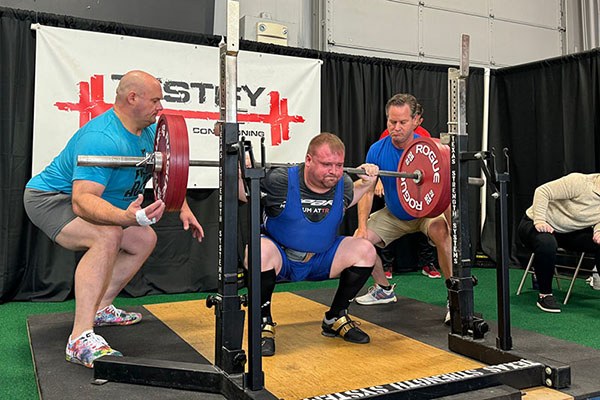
{"left": 422, "top": 264, "right": 442, "bottom": 279}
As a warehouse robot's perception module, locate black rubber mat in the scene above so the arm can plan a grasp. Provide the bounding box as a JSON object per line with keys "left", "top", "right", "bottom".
{"left": 27, "top": 306, "right": 226, "bottom": 400}
{"left": 28, "top": 292, "right": 600, "bottom": 400}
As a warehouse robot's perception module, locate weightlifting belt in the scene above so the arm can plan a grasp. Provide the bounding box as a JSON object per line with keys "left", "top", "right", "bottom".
{"left": 283, "top": 246, "right": 315, "bottom": 263}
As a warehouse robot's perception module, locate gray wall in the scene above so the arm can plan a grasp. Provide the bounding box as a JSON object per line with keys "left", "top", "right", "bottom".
{"left": 229, "top": 0, "right": 595, "bottom": 69}
{"left": 319, "top": 0, "right": 566, "bottom": 67}
{"left": 3, "top": 0, "right": 595, "bottom": 68}
{"left": 215, "top": 0, "right": 312, "bottom": 48}
{"left": 0, "top": 0, "right": 214, "bottom": 34}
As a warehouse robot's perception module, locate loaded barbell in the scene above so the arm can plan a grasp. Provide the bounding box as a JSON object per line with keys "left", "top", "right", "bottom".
{"left": 77, "top": 114, "right": 475, "bottom": 217}
{"left": 77, "top": 156, "right": 423, "bottom": 180}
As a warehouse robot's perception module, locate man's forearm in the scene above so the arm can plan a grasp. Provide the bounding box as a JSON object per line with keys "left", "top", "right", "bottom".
{"left": 351, "top": 178, "right": 375, "bottom": 207}
{"left": 356, "top": 191, "right": 374, "bottom": 230}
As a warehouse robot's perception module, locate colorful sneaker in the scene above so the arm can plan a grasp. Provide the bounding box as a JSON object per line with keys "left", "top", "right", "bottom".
{"left": 94, "top": 304, "right": 142, "bottom": 327}
{"left": 422, "top": 264, "right": 442, "bottom": 279}
{"left": 536, "top": 294, "right": 561, "bottom": 313}
{"left": 321, "top": 310, "right": 369, "bottom": 344}
{"left": 65, "top": 330, "right": 122, "bottom": 368}
{"left": 354, "top": 284, "right": 397, "bottom": 305}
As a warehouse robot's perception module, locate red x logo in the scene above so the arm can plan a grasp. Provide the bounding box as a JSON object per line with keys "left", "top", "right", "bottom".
{"left": 54, "top": 75, "right": 306, "bottom": 146}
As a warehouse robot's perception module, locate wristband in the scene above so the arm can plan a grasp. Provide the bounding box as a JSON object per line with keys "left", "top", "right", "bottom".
{"left": 135, "top": 209, "right": 156, "bottom": 226}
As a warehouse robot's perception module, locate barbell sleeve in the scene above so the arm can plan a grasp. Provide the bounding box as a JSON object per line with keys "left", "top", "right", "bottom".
{"left": 343, "top": 167, "right": 420, "bottom": 180}
{"left": 78, "top": 155, "right": 147, "bottom": 167}
{"left": 468, "top": 177, "right": 485, "bottom": 187}
{"left": 77, "top": 155, "right": 420, "bottom": 180}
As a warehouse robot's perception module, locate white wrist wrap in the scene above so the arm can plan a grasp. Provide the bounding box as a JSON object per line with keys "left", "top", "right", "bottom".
{"left": 135, "top": 209, "right": 156, "bottom": 226}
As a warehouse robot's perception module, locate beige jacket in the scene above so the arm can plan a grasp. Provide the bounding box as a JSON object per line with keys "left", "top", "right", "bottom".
{"left": 525, "top": 173, "right": 600, "bottom": 234}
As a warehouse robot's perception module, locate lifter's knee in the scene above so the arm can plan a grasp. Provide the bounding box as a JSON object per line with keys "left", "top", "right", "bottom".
{"left": 91, "top": 225, "right": 123, "bottom": 253}
{"left": 352, "top": 238, "right": 377, "bottom": 266}
{"left": 258, "top": 238, "right": 282, "bottom": 272}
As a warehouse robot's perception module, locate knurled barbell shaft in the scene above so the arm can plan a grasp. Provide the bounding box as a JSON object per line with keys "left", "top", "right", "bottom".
{"left": 77, "top": 154, "right": 420, "bottom": 180}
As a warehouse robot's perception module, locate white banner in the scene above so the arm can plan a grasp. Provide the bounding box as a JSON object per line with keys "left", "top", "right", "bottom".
{"left": 32, "top": 25, "right": 321, "bottom": 188}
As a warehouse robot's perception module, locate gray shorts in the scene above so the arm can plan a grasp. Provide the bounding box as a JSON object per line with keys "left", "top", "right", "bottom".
{"left": 23, "top": 188, "right": 77, "bottom": 242}
{"left": 367, "top": 206, "right": 447, "bottom": 247}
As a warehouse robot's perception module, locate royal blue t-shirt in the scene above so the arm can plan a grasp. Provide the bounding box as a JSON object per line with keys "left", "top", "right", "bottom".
{"left": 366, "top": 134, "right": 421, "bottom": 221}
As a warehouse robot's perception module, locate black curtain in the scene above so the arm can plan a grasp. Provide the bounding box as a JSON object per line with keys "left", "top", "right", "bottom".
{"left": 1, "top": 8, "right": 38, "bottom": 302}
{"left": 0, "top": 7, "right": 484, "bottom": 302}
{"left": 484, "top": 49, "right": 600, "bottom": 266}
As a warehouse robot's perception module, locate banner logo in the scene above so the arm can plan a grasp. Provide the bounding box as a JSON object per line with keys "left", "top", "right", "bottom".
{"left": 54, "top": 75, "right": 306, "bottom": 146}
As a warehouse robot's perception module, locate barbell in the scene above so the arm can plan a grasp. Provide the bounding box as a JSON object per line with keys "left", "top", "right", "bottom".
{"left": 77, "top": 156, "right": 424, "bottom": 180}
{"left": 76, "top": 114, "right": 454, "bottom": 217}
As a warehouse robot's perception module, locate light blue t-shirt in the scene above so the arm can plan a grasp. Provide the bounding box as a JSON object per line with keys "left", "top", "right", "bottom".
{"left": 27, "top": 108, "right": 156, "bottom": 210}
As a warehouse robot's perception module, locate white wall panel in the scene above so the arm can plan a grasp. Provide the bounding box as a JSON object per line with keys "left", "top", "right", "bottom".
{"left": 491, "top": 0, "right": 562, "bottom": 27}
{"left": 327, "top": 45, "right": 421, "bottom": 63}
{"left": 492, "top": 20, "right": 562, "bottom": 66}
{"left": 232, "top": 0, "right": 568, "bottom": 68}
{"left": 424, "top": 0, "right": 488, "bottom": 17}
{"left": 422, "top": 8, "right": 489, "bottom": 64}
{"left": 329, "top": 0, "right": 419, "bottom": 56}
{"left": 320, "top": 0, "right": 565, "bottom": 68}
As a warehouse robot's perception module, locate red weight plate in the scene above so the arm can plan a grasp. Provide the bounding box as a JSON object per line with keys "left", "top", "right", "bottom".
{"left": 397, "top": 137, "right": 450, "bottom": 218}
{"left": 153, "top": 114, "right": 190, "bottom": 211}
{"left": 427, "top": 138, "right": 451, "bottom": 218}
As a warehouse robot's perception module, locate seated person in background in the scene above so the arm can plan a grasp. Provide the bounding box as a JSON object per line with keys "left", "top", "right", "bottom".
{"left": 254, "top": 132, "right": 379, "bottom": 356}
{"left": 23, "top": 70, "right": 204, "bottom": 368}
{"left": 353, "top": 93, "right": 452, "bottom": 324}
{"left": 374, "top": 103, "right": 441, "bottom": 279}
{"left": 518, "top": 172, "right": 600, "bottom": 313}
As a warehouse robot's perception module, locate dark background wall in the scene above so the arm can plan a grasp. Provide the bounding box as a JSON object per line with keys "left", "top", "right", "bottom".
{"left": 0, "top": 0, "right": 214, "bottom": 34}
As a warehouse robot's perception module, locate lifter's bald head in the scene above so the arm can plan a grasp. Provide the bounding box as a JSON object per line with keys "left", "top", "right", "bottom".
{"left": 113, "top": 70, "right": 163, "bottom": 134}
{"left": 115, "top": 70, "right": 161, "bottom": 103}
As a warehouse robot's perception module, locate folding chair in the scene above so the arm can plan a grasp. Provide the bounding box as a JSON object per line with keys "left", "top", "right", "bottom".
{"left": 516, "top": 250, "right": 587, "bottom": 305}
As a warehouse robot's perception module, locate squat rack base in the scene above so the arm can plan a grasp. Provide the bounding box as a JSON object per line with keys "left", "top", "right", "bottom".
{"left": 93, "top": 356, "right": 277, "bottom": 400}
